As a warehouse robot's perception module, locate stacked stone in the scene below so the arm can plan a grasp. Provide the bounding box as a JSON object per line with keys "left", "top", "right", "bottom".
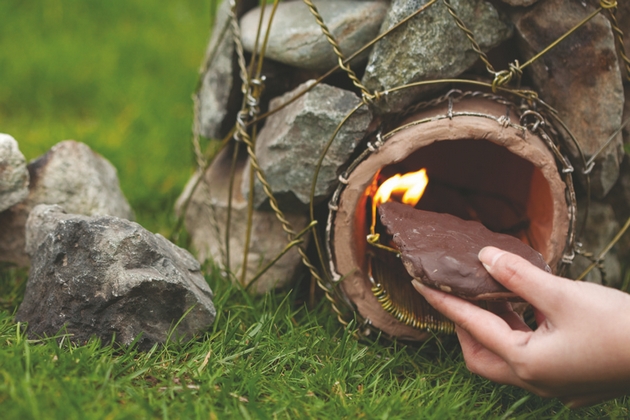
{"left": 185, "top": 0, "right": 630, "bottom": 289}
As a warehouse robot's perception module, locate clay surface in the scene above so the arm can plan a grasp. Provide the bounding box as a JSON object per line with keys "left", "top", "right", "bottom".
{"left": 378, "top": 202, "right": 549, "bottom": 300}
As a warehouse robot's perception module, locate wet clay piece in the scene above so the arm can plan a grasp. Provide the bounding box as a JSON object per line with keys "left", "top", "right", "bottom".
{"left": 378, "top": 202, "right": 550, "bottom": 300}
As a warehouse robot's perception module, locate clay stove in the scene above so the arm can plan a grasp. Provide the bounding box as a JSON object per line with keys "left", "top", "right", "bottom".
{"left": 326, "top": 93, "right": 572, "bottom": 341}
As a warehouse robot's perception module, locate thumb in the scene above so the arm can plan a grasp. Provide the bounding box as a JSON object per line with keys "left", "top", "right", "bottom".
{"left": 478, "top": 247, "right": 566, "bottom": 316}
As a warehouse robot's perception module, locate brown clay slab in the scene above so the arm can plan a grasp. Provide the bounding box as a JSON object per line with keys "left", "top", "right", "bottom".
{"left": 378, "top": 201, "right": 550, "bottom": 300}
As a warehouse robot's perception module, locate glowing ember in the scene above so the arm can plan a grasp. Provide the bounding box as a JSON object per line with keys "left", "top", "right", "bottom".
{"left": 373, "top": 168, "right": 429, "bottom": 207}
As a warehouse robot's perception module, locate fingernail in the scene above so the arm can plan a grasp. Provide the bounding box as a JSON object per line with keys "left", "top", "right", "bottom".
{"left": 411, "top": 279, "right": 426, "bottom": 294}
{"left": 478, "top": 246, "right": 506, "bottom": 270}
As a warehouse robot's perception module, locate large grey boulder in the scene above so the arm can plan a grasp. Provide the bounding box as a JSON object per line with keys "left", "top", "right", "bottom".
{"left": 17, "top": 205, "right": 215, "bottom": 349}
{"left": 512, "top": 0, "right": 625, "bottom": 198}
{"left": 199, "top": 0, "right": 257, "bottom": 140}
{"left": 243, "top": 80, "right": 372, "bottom": 210}
{"left": 0, "top": 140, "right": 134, "bottom": 266}
{"left": 0, "top": 134, "right": 29, "bottom": 212}
{"left": 362, "top": 0, "right": 512, "bottom": 114}
{"left": 176, "top": 147, "right": 309, "bottom": 294}
{"left": 240, "top": 1, "right": 388, "bottom": 72}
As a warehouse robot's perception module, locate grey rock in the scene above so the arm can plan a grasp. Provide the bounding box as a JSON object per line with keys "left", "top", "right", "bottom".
{"left": 513, "top": 0, "right": 625, "bottom": 198}
{"left": 0, "top": 133, "right": 29, "bottom": 212}
{"left": 566, "top": 201, "right": 621, "bottom": 288}
{"left": 27, "top": 141, "right": 134, "bottom": 218}
{"left": 243, "top": 80, "right": 372, "bottom": 209}
{"left": 240, "top": 1, "right": 388, "bottom": 72}
{"left": 362, "top": 0, "right": 512, "bottom": 114}
{"left": 199, "top": 0, "right": 256, "bottom": 140}
{"left": 0, "top": 140, "right": 134, "bottom": 266}
{"left": 176, "top": 147, "right": 309, "bottom": 294}
{"left": 0, "top": 203, "right": 30, "bottom": 266}
{"left": 17, "top": 204, "right": 215, "bottom": 349}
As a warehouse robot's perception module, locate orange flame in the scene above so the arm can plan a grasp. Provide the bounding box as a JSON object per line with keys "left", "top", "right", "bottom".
{"left": 373, "top": 168, "right": 429, "bottom": 207}
{"left": 369, "top": 168, "right": 429, "bottom": 239}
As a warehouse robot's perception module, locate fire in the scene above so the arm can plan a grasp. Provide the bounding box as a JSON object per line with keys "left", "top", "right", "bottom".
{"left": 369, "top": 168, "right": 429, "bottom": 243}
{"left": 373, "top": 168, "right": 429, "bottom": 207}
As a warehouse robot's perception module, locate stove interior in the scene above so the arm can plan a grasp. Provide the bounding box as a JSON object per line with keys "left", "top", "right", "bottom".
{"left": 371, "top": 139, "right": 554, "bottom": 251}
{"left": 363, "top": 139, "right": 555, "bottom": 328}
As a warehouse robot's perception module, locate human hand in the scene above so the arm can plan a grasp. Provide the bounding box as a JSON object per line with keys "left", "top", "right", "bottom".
{"left": 412, "top": 246, "right": 630, "bottom": 407}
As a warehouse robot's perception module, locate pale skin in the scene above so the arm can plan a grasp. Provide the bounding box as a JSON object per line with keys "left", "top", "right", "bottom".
{"left": 412, "top": 246, "right": 630, "bottom": 407}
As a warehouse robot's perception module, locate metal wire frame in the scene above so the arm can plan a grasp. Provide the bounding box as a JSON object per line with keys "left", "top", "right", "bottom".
{"left": 175, "top": 0, "right": 630, "bottom": 337}
{"left": 321, "top": 87, "right": 578, "bottom": 333}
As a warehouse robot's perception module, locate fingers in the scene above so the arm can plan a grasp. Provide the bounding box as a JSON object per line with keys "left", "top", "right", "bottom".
{"left": 456, "top": 327, "right": 521, "bottom": 385}
{"left": 486, "top": 302, "right": 530, "bottom": 332}
{"left": 412, "top": 280, "right": 530, "bottom": 361}
{"left": 478, "top": 247, "right": 566, "bottom": 313}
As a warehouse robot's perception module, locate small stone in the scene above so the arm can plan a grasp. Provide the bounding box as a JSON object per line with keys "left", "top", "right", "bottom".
{"left": 176, "top": 147, "right": 309, "bottom": 294}
{"left": 17, "top": 205, "right": 215, "bottom": 349}
{"left": 199, "top": 0, "right": 257, "bottom": 140}
{"left": 240, "top": 1, "right": 388, "bottom": 72}
{"left": 566, "top": 201, "right": 621, "bottom": 288}
{"left": 27, "top": 141, "right": 134, "bottom": 218}
{"left": 243, "top": 80, "right": 372, "bottom": 210}
{"left": 0, "top": 141, "right": 134, "bottom": 266}
{"left": 513, "top": 0, "right": 625, "bottom": 198}
{"left": 0, "top": 133, "right": 29, "bottom": 212}
{"left": 362, "top": 0, "right": 512, "bottom": 114}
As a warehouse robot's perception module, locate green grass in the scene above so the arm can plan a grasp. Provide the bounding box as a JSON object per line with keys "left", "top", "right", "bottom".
{"left": 1, "top": 1, "right": 630, "bottom": 418}
{"left": 4, "top": 267, "right": 629, "bottom": 419}
{"left": 0, "top": 0, "right": 212, "bottom": 234}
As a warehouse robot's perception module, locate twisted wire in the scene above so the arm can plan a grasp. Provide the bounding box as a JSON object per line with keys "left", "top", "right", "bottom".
{"left": 605, "top": 4, "right": 630, "bottom": 81}
{"left": 442, "top": 0, "right": 496, "bottom": 76}
{"left": 302, "top": 0, "right": 377, "bottom": 104}
{"left": 229, "top": 0, "right": 327, "bottom": 300}
{"left": 229, "top": 0, "right": 249, "bottom": 95}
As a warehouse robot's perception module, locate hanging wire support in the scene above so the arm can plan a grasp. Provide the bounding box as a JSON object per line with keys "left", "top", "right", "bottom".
{"left": 240, "top": 1, "right": 282, "bottom": 287}
{"left": 442, "top": 0, "right": 496, "bottom": 75}
{"left": 577, "top": 215, "right": 630, "bottom": 280}
{"left": 307, "top": 102, "right": 371, "bottom": 326}
{"left": 583, "top": 117, "right": 630, "bottom": 175}
{"left": 517, "top": 1, "right": 613, "bottom": 76}
{"left": 245, "top": 220, "right": 318, "bottom": 291}
{"left": 228, "top": 0, "right": 326, "bottom": 299}
{"left": 301, "top": 0, "right": 377, "bottom": 104}
{"left": 605, "top": 2, "right": 630, "bottom": 81}
{"left": 309, "top": 103, "right": 366, "bottom": 284}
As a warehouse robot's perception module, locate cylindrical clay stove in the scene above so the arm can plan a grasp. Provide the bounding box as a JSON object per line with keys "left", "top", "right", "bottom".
{"left": 327, "top": 94, "right": 572, "bottom": 341}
